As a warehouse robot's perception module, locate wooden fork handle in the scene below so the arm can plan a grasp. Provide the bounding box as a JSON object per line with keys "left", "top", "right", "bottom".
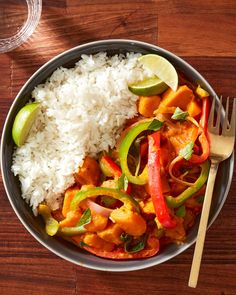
{"left": 188, "top": 161, "right": 219, "bottom": 288}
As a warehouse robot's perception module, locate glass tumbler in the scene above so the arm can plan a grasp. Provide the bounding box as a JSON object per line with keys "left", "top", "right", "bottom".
{"left": 0, "top": 0, "right": 42, "bottom": 53}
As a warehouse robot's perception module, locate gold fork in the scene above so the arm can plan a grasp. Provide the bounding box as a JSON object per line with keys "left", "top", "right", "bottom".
{"left": 188, "top": 96, "right": 236, "bottom": 288}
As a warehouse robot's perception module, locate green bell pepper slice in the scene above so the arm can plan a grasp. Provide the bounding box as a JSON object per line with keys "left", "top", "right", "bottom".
{"left": 38, "top": 204, "right": 59, "bottom": 236}
{"left": 166, "top": 160, "right": 210, "bottom": 208}
{"left": 119, "top": 120, "right": 152, "bottom": 185}
{"left": 70, "top": 187, "right": 140, "bottom": 213}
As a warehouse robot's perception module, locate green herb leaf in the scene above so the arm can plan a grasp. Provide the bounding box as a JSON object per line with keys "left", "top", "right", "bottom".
{"left": 179, "top": 142, "right": 194, "bottom": 160}
{"left": 124, "top": 235, "right": 146, "bottom": 253}
{"left": 148, "top": 119, "right": 164, "bottom": 131}
{"left": 176, "top": 205, "right": 186, "bottom": 217}
{"left": 101, "top": 196, "right": 116, "bottom": 207}
{"left": 120, "top": 233, "right": 132, "bottom": 242}
{"left": 79, "top": 241, "right": 88, "bottom": 248}
{"left": 118, "top": 173, "right": 129, "bottom": 191}
{"left": 77, "top": 208, "right": 91, "bottom": 227}
{"left": 197, "top": 195, "right": 204, "bottom": 204}
{"left": 171, "top": 107, "right": 189, "bottom": 121}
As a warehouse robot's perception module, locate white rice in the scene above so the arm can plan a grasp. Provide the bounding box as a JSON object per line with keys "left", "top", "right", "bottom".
{"left": 11, "top": 52, "right": 149, "bottom": 214}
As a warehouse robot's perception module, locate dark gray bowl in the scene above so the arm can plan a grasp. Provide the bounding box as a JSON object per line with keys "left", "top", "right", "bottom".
{"left": 1, "top": 39, "right": 234, "bottom": 271}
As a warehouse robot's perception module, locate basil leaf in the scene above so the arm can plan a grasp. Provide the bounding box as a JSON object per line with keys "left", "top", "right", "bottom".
{"left": 197, "top": 195, "right": 204, "bottom": 204}
{"left": 171, "top": 107, "right": 189, "bottom": 121}
{"left": 176, "top": 205, "right": 186, "bottom": 217}
{"left": 120, "top": 233, "right": 132, "bottom": 242}
{"left": 79, "top": 241, "right": 88, "bottom": 248}
{"left": 125, "top": 238, "right": 146, "bottom": 253}
{"left": 179, "top": 142, "right": 194, "bottom": 160}
{"left": 124, "top": 235, "right": 146, "bottom": 253}
{"left": 101, "top": 196, "right": 116, "bottom": 207}
{"left": 118, "top": 173, "right": 129, "bottom": 191}
{"left": 77, "top": 208, "right": 91, "bottom": 227}
{"left": 148, "top": 119, "right": 164, "bottom": 131}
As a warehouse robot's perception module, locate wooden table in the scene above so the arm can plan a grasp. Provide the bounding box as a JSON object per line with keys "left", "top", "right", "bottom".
{"left": 0, "top": 1, "right": 236, "bottom": 294}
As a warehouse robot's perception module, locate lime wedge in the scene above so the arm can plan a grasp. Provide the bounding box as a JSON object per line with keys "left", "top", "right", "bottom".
{"left": 139, "top": 54, "right": 178, "bottom": 92}
{"left": 128, "top": 77, "right": 168, "bottom": 96}
{"left": 12, "top": 102, "right": 40, "bottom": 147}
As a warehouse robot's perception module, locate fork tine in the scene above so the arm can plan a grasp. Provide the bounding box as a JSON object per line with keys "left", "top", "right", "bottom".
{"left": 208, "top": 95, "right": 216, "bottom": 129}
{"left": 215, "top": 96, "right": 222, "bottom": 133}
{"left": 222, "top": 97, "right": 229, "bottom": 134}
{"left": 229, "top": 97, "right": 236, "bottom": 136}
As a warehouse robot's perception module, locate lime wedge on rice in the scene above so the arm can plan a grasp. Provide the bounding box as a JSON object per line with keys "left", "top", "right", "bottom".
{"left": 138, "top": 54, "right": 178, "bottom": 92}
{"left": 12, "top": 102, "right": 40, "bottom": 147}
{"left": 128, "top": 76, "right": 168, "bottom": 96}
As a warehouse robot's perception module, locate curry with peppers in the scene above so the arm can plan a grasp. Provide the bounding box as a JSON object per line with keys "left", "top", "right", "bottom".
{"left": 38, "top": 70, "right": 211, "bottom": 260}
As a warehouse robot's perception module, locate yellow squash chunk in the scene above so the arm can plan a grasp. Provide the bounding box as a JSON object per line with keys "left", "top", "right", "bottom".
{"left": 165, "top": 217, "right": 186, "bottom": 242}
{"left": 84, "top": 213, "right": 108, "bottom": 232}
{"left": 97, "top": 223, "right": 124, "bottom": 245}
{"left": 62, "top": 187, "right": 81, "bottom": 217}
{"left": 138, "top": 95, "right": 161, "bottom": 117}
{"left": 187, "top": 99, "right": 201, "bottom": 117}
{"left": 159, "top": 85, "right": 194, "bottom": 111}
{"left": 140, "top": 198, "right": 155, "bottom": 215}
{"left": 110, "top": 206, "right": 146, "bottom": 236}
{"left": 74, "top": 156, "right": 101, "bottom": 186}
{"left": 83, "top": 233, "right": 115, "bottom": 251}
{"left": 59, "top": 210, "right": 82, "bottom": 228}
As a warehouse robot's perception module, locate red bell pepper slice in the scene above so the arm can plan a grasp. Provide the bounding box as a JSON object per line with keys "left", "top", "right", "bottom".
{"left": 148, "top": 132, "right": 176, "bottom": 229}
{"left": 189, "top": 129, "right": 209, "bottom": 164}
{"left": 189, "top": 97, "right": 210, "bottom": 164}
{"left": 200, "top": 96, "right": 210, "bottom": 134}
{"left": 100, "top": 155, "right": 132, "bottom": 194}
{"left": 100, "top": 155, "right": 122, "bottom": 177}
{"left": 80, "top": 236, "right": 159, "bottom": 259}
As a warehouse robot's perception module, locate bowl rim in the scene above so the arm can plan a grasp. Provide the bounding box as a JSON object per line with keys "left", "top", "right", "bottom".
{"left": 1, "top": 38, "right": 234, "bottom": 271}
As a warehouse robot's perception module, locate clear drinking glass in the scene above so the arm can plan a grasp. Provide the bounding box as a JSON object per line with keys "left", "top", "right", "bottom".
{"left": 0, "top": 0, "right": 42, "bottom": 53}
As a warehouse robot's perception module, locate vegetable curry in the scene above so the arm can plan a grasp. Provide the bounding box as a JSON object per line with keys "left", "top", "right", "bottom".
{"left": 39, "top": 70, "right": 210, "bottom": 260}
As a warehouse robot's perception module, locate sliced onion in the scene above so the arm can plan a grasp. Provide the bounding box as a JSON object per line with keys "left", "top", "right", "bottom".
{"left": 169, "top": 155, "right": 195, "bottom": 187}
{"left": 86, "top": 199, "right": 113, "bottom": 217}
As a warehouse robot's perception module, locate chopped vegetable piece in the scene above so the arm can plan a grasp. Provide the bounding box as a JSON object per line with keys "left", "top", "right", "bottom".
{"left": 77, "top": 235, "right": 159, "bottom": 259}
{"left": 119, "top": 120, "right": 152, "bottom": 185}
{"left": 166, "top": 160, "right": 210, "bottom": 208}
{"left": 62, "top": 187, "right": 80, "bottom": 217}
{"left": 110, "top": 206, "right": 147, "bottom": 236}
{"left": 99, "top": 155, "right": 122, "bottom": 178}
{"left": 189, "top": 130, "right": 209, "bottom": 164}
{"left": 83, "top": 233, "right": 115, "bottom": 252}
{"left": 196, "top": 85, "right": 209, "bottom": 98}
{"left": 38, "top": 204, "right": 59, "bottom": 236}
{"left": 118, "top": 173, "right": 129, "bottom": 192}
{"left": 148, "top": 131, "right": 176, "bottom": 228}
{"left": 199, "top": 96, "right": 210, "bottom": 134}
{"left": 98, "top": 223, "right": 124, "bottom": 245}
{"left": 59, "top": 210, "right": 82, "bottom": 228}
{"left": 74, "top": 156, "right": 101, "bottom": 186}
{"left": 59, "top": 208, "right": 91, "bottom": 236}
{"left": 138, "top": 95, "right": 161, "bottom": 117}
{"left": 171, "top": 107, "right": 189, "bottom": 121}
{"left": 124, "top": 235, "right": 146, "bottom": 253}
{"left": 70, "top": 187, "right": 140, "bottom": 213}
{"left": 159, "top": 85, "right": 194, "bottom": 111}
{"left": 148, "top": 119, "right": 164, "bottom": 131}
{"left": 176, "top": 205, "right": 186, "bottom": 218}
{"left": 187, "top": 99, "right": 201, "bottom": 117}
{"left": 179, "top": 142, "right": 194, "bottom": 160}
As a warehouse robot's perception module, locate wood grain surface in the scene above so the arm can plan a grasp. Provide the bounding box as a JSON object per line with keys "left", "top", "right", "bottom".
{"left": 0, "top": 0, "right": 236, "bottom": 294}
